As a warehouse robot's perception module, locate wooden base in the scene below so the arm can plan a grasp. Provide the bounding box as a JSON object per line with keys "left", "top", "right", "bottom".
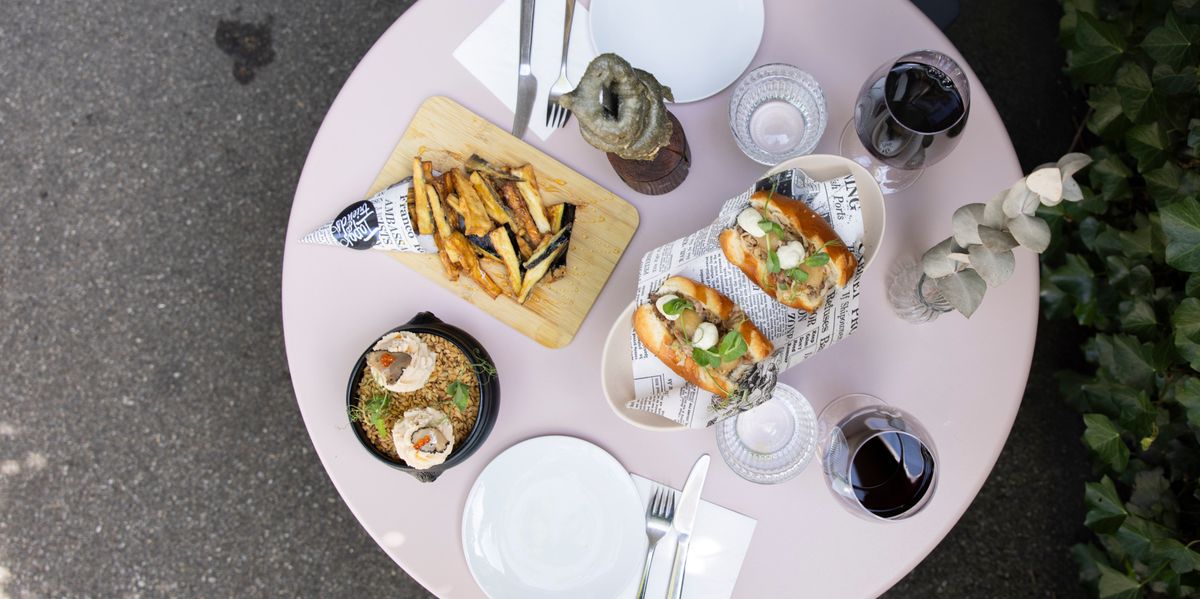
{"left": 606, "top": 111, "right": 690, "bottom": 196}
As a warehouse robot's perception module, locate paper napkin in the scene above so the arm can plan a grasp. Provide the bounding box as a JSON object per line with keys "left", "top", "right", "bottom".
{"left": 453, "top": 0, "right": 599, "bottom": 142}
{"left": 619, "top": 474, "right": 757, "bottom": 599}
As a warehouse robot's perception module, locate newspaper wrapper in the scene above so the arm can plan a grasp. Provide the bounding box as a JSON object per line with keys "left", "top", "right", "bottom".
{"left": 301, "top": 179, "right": 437, "bottom": 253}
{"left": 629, "top": 169, "right": 865, "bottom": 428}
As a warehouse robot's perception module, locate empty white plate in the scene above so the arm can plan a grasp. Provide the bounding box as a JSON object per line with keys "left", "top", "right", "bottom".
{"left": 461, "top": 436, "right": 647, "bottom": 598}
{"left": 600, "top": 155, "right": 887, "bottom": 431}
{"left": 589, "top": 0, "right": 766, "bottom": 103}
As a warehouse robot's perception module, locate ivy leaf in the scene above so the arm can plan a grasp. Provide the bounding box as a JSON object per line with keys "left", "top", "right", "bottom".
{"left": 1188, "top": 118, "right": 1200, "bottom": 157}
{"left": 1048, "top": 253, "right": 1096, "bottom": 309}
{"left": 1119, "top": 298, "right": 1158, "bottom": 336}
{"left": 1085, "top": 474, "right": 1129, "bottom": 532}
{"left": 1116, "top": 62, "right": 1162, "bottom": 121}
{"left": 1081, "top": 380, "right": 1155, "bottom": 438}
{"left": 1171, "top": 376, "right": 1200, "bottom": 440}
{"left": 1095, "top": 563, "right": 1141, "bottom": 599}
{"left": 1068, "top": 14, "right": 1128, "bottom": 84}
{"left": 1144, "top": 162, "right": 1200, "bottom": 207}
{"left": 1173, "top": 298, "right": 1200, "bottom": 370}
{"left": 1087, "top": 87, "right": 1130, "bottom": 137}
{"left": 1161, "top": 199, "right": 1200, "bottom": 271}
{"left": 1095, "top": 334, "right": 1157, "bottom": 390}
{"left": 1151, "top": 63, "right": 1197, "bottom": 95}
{"left": 1125, "top": 122, "right": 1171, "bottom": 172}
{"left": 1089, "top": 154, "right": 1133, "bottom": 203}
{"left": 933, "top": 269, "right": 987, "bottom": 318}
{"left": 1128, "top": 468, "right": 1178, "bottom": 523}
{"left": 1187, "top": 273, "right": 1200, "bottom": 298}
{"left": 1141, "top": 12, "right": 1195, "bottom": 70}
{"left": 1084, "top": 415, "right": 1128, "bottom": 475}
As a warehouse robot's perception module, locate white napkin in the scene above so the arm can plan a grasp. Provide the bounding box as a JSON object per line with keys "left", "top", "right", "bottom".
{"left": 453, "top": 0, "right": 599, "bottom": 142}
{"left": 618, "top": 474, "right": 757, "bottom": 599}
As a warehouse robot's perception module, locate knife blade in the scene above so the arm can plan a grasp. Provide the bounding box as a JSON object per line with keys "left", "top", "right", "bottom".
{"left": 512, "top": 0, "right": 537, "bottom": 138}
{"left": 666, "top": 454, "right": 710, "bottom": 599}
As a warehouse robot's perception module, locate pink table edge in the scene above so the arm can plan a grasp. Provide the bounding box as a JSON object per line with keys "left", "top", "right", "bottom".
{"left": 281, "top": 1, "right": 1032, "bottom": 597}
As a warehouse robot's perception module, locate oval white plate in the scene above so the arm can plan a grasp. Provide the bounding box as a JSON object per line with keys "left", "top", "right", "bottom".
{"left": 589, "top": 0, "right": 765, "bottom": 103}
{"left": 461, "top": 436, "right": 647, "bottom": 598}
{"left": 601, "top": 154, "right": 886, "bottom": 431}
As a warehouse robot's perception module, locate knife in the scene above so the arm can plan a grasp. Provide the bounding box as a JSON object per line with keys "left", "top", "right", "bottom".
{"left": 666, "top": 454, "right": 710, "bottom": 599}
{"left": 512, "top": 0, "right": 537, "bottom": 138}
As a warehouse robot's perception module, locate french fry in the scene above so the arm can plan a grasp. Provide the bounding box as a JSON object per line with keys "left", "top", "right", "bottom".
{"left": 444, "top": 193, "right": 466, "bottom": 216}
{"left": 449, "top": 232, "right": 502, "bottom": 299}
{"left": 518, "top": 244, "right": 566, "bottom": 303}
{"left": 432, "top": 233, "right": 459, "bottom": 281}
{"left": 513, "top": 165, "right": 552, "bottom": 234}
{"left": 411, "top": 158, "right": 433, "bottom": 234}
{"left": 469, "top": 171, "right": 513, "bottom": 225}
{"left": 450, "top": 169, "right": 493, "bottom": 236}
{"left": 489, "top": 227, "right": 523, "bottom": 299}
{"left": 514, "top": 232, "right": 534, "bottom": 261}
{"left": 499, "top": 181, "right": 543, "bottom": 244}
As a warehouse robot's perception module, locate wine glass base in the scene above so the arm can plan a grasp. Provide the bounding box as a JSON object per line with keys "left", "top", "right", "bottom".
{"left": 838, "top": 120, "right": 923, "bottom": 194}
{"left": 715, "top": 384, "right": 817, "bottom": 484}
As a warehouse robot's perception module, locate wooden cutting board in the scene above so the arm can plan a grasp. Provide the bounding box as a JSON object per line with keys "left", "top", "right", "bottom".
{"left": 365, "top": 96, "right": 640, "bottom": 348}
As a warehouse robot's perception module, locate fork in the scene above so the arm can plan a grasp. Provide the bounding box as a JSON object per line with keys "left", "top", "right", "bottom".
{"left": 636, "top": 485, "right": 675, "bottom": 599}
{"left": 545, "top": 0, "right": 577, "bottom": 129}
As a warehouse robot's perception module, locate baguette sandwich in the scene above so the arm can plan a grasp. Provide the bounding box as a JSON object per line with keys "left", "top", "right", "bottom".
{"left": 633, "top": 276, "right": 773, "bottom": 398}
{"left": 719, "top": 190, "right": 857, "bottom": 312}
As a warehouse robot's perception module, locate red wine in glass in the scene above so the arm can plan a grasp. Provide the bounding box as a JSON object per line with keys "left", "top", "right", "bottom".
{"left": 841, "top": 50, "right": 970, "bottom": 193}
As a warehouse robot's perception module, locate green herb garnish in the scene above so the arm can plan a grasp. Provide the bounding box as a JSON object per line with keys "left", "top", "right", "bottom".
{"left": 661, "top": 297, "right": 692, "bottom": 316}
{"left": 766, "top": 247, "right": 781, "bottom": 273}
{"left": 349, "top": 394, "right": 391, "bottom": 438}
{"left": 785, "top": 267, "right": 809, "bottom": 282}
{"left": 758, "top": 219, "right": 786, "bottom": 237}
{"left": 468, "top": 352, "right": 497, "bottom": 378}
{"left": 692, "top": 330, "right": 748, "bottom": 367}
{"left": 448, "top": 380, "right": 471, "bottom": 411}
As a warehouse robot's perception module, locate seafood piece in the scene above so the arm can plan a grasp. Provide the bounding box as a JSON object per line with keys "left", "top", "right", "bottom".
{"left": 392, "top": 407, "right": 456, "bottom": 470}
{"left": 368, "top": 332, "right": 437, "bottom": 392}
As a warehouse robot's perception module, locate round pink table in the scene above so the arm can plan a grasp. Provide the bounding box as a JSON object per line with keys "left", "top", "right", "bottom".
{"left": 282, "top": 1, "right": 1030, "bottom": 596}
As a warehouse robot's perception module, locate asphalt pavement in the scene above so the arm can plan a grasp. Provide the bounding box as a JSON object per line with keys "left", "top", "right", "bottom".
{"left": 0, "top": 1, "right": 1089, "bottom": 597}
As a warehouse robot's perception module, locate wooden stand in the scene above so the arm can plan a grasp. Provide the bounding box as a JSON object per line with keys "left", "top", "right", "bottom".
{"left": 606, "top": 111, "right": 690, "bottom": 196}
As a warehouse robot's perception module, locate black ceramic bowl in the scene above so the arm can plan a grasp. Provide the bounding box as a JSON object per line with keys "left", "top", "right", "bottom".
{"left": 346, "top": 312, "right": 500, "bottom": 482}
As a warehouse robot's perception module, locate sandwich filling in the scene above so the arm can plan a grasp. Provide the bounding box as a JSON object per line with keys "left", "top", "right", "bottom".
{"left": 734, "top": 202, "right": 840, "bottom": 304}
{"left": 648, "top": 289, "right": 753, "bottom": 391}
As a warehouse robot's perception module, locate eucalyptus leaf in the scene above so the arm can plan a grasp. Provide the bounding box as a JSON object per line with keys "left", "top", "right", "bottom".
{"left": 968, "top": 245, "right": 1015, "bottom": 287}
{"left": 933, "top": 269, "right": 987, "bottom": 318}
{"left": 979, "top": 226, "right": 1019, "bottom": 251}
{"left": 921, "top": 237, "right": 960, "bottom": 278}
{"left": 952, "top": 203, "right": 987, "bottom": 246}
{"left": 1027, "top": 167, "right": 1064, "bottom": 204}
{"left": 1058, "top": 152, "right": 1094, "bottom": 177}
{"left": 982, "top": 189, "right": 1008, "bottom": 228}
{"left": 1062, "top": 174, "right": 1085, "bottom": 202}
{"left": 1008, "top": 214, "right": 1052, "bottom": 252}
{"left": 1003, "top": 179, "right": 1041, "bottom": 217}
{"left": 948, "top": 252, "right": 972, "bottom": 264}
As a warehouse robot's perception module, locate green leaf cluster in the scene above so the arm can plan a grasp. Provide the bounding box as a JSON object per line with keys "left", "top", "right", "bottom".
{"left": 1053, "top": 1, "right": 1200, "bottom": 595}
{"left": 692, "top": 329, "right": 748, "bottom": 368}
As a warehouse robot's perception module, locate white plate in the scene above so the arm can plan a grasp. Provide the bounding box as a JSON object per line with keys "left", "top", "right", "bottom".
{"left": 601, "top": 154, "right": 886, "bottom": 431}
{"left": 589, "top": 0, "right": 765, "bottom": 103}
{"left": 461, "top": 436, "right": 647, "bottom": 598}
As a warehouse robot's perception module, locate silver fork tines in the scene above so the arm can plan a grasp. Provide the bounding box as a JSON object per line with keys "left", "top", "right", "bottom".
{"left": 545, "top": 0, "right": 577, "bottom": 129}
{"left": 636, "top": 485, "right": 675, "bottom": 599}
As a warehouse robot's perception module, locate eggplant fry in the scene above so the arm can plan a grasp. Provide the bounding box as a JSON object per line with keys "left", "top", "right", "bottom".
{"left": 449, "top": 232, "right": 502, "bottom": 299}
{"left": 432, "top": 233, "right": 459, "bottom": 281}
{"left": 514, "top": 233, "right": 534, "bottom": 261}
{"left": 523, "top": 223, "right": 572, "bottom": 270}
{"left": 499, "top": 181, "right": 543, "bottom": 244}
{"left": 518, "top": 244, "right": 567, "bottom": 303}
{"left": 469, "top": 171, "right": 513, "bottom": 225}
{"left": 488, "top": 227, "right": 523, "bottom": 299}
{"left": 450, "top": 169, "right": 494, "bottom": 236}
{"left": 411, "top": 158, "right": 433, "bottom": 234}
{"left": 467, "top": 233, "right": 502, "bottom": 264}
{"left": 512, "top": 165, "right": 552, "bottom": 234}
{"left": 427, "top": 184, "right": 454, "bottom": 239}
{"left": 548, "top": 203, "right": 575, "bottom": 280}
{"left": 465, "top": 154, "right": 519, "bottom": 182}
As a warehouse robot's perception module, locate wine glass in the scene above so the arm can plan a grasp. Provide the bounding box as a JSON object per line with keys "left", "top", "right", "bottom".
{"left": 839, "top": 50, "right": 970, "bottom": 194}
{"left": 817, "top": 394, "right": 938, "bottom": 521}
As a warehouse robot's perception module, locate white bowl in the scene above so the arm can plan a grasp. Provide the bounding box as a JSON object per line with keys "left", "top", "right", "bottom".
{"left": 600, "top": 154, "right": 886, "bottom": 431}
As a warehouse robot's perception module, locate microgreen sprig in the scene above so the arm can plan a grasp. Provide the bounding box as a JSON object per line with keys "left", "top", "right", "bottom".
{"left": 661, "top": 297, "right": 692, "bottom": 317}
{"left": 447, "top": 380, "right": 471, "bottom": 411}
{"left": 349, "top": 394, "right": 392, "bottom": 438}
{"left": 692, "top": 330, "right": 748, "bottom": 368}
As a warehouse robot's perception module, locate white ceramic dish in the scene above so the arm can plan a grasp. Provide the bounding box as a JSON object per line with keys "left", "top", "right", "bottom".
{"left": 600, "top": 154, "right": 887, "bottom": 431}
{"left": 589, "top": 0, "right": 766, "bottom": 103}
{"left": 461, "top": 436, "right": 647, "bottom": 598}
